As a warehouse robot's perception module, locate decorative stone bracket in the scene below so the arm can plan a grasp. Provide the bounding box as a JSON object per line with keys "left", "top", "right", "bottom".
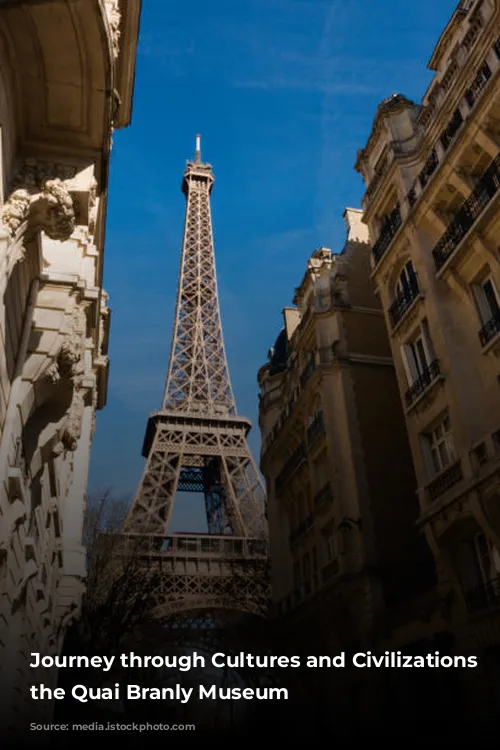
{"left": 41, "top": 304, "right": 90, "bottom": 454}
{"left": 1, "top": 179, "right": 76, "bottom": 243}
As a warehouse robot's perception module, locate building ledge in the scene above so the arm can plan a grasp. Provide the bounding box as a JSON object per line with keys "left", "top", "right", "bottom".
{"left": 417, "top": 460, "right": 500, "bottom": 526}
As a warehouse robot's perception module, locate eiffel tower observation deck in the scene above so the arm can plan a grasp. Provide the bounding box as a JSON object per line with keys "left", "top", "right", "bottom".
{"left": 122, "top": 136, "right": 269, "bottom": 620}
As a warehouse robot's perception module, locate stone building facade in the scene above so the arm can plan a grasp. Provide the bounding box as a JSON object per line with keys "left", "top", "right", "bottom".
{"left": 258, "top": 210, "right": 436, "bottom": 673}
{"left": 0, "top": 0, "right": 141, "bottom": 734}
{"left": 355, "top": 0, "right": 500, "bottom": 719}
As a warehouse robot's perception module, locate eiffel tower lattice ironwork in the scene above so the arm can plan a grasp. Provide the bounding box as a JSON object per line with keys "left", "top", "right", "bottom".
{"left": 123, "top": 136, "right": 269, "bottom": 618}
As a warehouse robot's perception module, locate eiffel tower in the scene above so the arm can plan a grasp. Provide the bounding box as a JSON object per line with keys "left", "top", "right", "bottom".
{"left": 123, "top": 136, "right": 269, "bottom": 621}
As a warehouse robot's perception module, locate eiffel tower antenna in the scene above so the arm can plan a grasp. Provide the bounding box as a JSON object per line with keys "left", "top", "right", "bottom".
{"left": 123, "top": 137, "right": 269, "bottom": 617}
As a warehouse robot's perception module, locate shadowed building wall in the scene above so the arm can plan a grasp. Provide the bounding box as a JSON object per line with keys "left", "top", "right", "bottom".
{"left": 0, "top": 0, "right": 141, "bottom": 735}
{"left": 258, "top": 209, "right": 436, "bottom": 670}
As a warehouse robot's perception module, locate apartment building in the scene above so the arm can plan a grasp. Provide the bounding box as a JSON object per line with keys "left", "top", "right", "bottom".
{"left": 258, "top": 210, "right": 435, "bottom": 657}
{"left": 355, "top": 0, "right": 500, "bottom": 718}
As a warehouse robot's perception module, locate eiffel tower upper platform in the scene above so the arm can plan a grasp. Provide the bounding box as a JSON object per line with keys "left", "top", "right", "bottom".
{"left": 123, "top": 137, "right": 269, "bottom": 618}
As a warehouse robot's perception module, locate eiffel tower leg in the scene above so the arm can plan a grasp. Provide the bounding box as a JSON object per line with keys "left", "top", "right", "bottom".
{"left": 222, "top": 451, "right": 267, "bottom": 539}
{"left": 124, "top": 431, "right": 182, "bottom": 535}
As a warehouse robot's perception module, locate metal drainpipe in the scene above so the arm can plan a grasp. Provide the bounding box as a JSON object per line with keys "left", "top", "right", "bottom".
{"left": 0, "top": 277, "right": 40, "bottom": 537}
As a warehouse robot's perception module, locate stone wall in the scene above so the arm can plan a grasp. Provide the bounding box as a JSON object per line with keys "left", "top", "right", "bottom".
{"left": 0, "top": 0, "right": 141, "bottom": 735}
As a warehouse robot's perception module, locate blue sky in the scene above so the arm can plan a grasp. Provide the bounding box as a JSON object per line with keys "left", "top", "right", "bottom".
{"left": 89, "top": 0, "right": 458, "bottom": 529}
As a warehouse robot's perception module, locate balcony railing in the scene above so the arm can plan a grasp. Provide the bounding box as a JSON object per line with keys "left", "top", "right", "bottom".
{"left": 404, "top": 359, "right": 441, "bottom": 408}
{"left": 388, "top": 278, "right": 420, "bottom": 328}
{"left": 465, "top": 576, "right": 500, "bottom": 614}
{"left": 479, "top": 308, "right": 500, "bottom": 347}
{"left": 427, "top": 460, "right": 463, "bottom": 502}
{"left": 432, "top": 154, "right": 500, "bottom": 270}
{"left": 372, "top": 205, "right": 402, "bottom": 265}
{"left": 118, "top": 533, "right": 268, "bottom": 560}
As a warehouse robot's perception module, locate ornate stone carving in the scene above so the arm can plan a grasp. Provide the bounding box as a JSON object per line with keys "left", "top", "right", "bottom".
{"left": 98, "top": 291, "right": 110, "bottom": 358}
{"left": 45, "top": 306, "right": 87, "bottom": 385}
{"left": 1, "top": 189, "right": 31, "bottom": 237}
{"left": 13, "top": 160, "right": 77, "bottom": 189}
{"left": 29, "top": 179, "right": 76, "bottom": 241}
{"left": 104, "top": 0, "right": 121, "bottom": 59}
{"left": 2, "top": 161, "right": 77, "bottom": 247}
{"left": 61, "top": 389, "right": 85, "bottom": 452}
{"left": 87, "top": 177, "right": 98, "bottom": 235}
{"left": 43, "top": 304, "right": 89, "bottom": 452}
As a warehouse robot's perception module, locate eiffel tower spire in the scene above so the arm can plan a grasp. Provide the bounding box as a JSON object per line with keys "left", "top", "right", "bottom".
{"left": 123, "top": 139, "right": 268, "bottom": 616}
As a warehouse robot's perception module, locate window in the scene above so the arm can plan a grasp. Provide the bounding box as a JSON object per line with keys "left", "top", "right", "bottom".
{"left": 472, "top": 441, "right": 488, "bottom": 468}
{"left": 422, "top": 414, "right": 456, "bottom": 476}
{"left": 473, "top": 276, "right": 500, "bottom": 325}
{"left": 321, "top": 521, "right": 337, "bottom": 564}
{"left": 402, "top": 320, "right": 436, "bottom": 384}
{"left": 472, "top": 533, "right": 500, "bottom": 587}
{"left": 493, "top": 429, "right": 500, "bottom": 455}
{"left": 395, "top": 260, "right": 418, "bottom": 300}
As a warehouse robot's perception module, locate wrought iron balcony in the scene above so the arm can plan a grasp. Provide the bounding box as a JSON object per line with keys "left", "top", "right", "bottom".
{"left": 388, "top": 278, "right": 420, "bottom": 328}
{"left": 426, "top": 460, "right": 463, "bottom": 502}
{"left": 465, "top": 576, "right": 500, "bottom": 614}
{"left": 433, "top": 154, "right": 500, "bottom": 270}
{"left": 479, "top": 308, "right": 500, "bottom": 347}
{"left": 404, "top": 359, "right": 440, "bottom": 408}
{"left": 372, "top": 205, "right": 402, "bottom": 265}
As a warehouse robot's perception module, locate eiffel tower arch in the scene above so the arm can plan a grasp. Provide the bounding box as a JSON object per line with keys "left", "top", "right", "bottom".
{"left": 123, "top": 137, "right": 269, "bottom": 620}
